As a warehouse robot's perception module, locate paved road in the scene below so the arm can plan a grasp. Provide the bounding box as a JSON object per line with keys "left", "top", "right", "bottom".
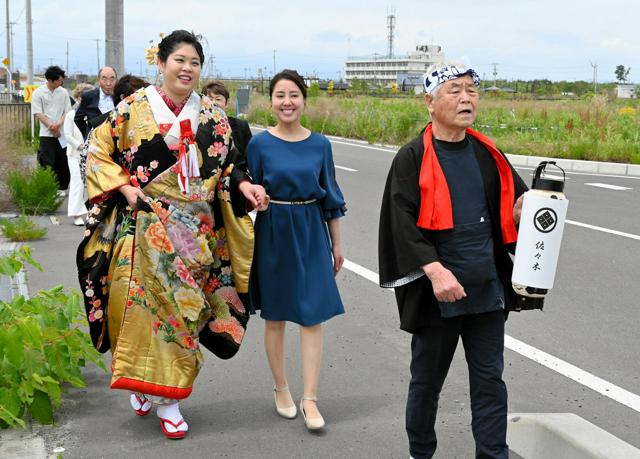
{"left": 2, "top": 136, "right": 639, "bottom": 458}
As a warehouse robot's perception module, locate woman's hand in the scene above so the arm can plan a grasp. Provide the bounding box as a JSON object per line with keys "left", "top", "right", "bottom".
{"left": 332, "top": 243, "right": 344, "bottom": 275}
{"left": 238, "top": 182, "right": 270, "bottom": 211}
{"left": 119, "top": 184, "right": 147, "bottom": 211}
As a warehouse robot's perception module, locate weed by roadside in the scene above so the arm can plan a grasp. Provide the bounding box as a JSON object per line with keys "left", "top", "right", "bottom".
{"left": 7, "top": 168, "right": 64, "bottom": 215}
{"left": 246, "top": 93, "right": 640, "bottom": 163}
{"left": 0, "top": 247, "right": 105, "bottom": 429}
{"left": 0, "top": 215, "right": 47, "bottom": 242}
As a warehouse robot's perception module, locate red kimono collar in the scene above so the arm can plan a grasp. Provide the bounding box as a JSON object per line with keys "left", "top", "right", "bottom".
{"left": 155, "top": 86, "right": 189, "bottom": 117}
{"left": 417, "top": 123, "right": 518, "bottom": 244}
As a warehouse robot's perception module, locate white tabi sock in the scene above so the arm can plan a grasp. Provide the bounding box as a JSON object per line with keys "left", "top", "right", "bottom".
{"left": 129, "top": 393, "right": 152, "bottom": 413}
{"left": 157, "top": 402, "right": 188, "bottom": 433}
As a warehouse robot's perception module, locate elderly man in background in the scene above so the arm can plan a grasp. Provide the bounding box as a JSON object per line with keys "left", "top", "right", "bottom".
{"left": 378, "top": 62, "right": 529, "bottom": 459}
{"left": 74, "top": 66, "right": 116, "bottom": 139}
{"left": 32, "top": 65, "right": 72, "bottom": 195}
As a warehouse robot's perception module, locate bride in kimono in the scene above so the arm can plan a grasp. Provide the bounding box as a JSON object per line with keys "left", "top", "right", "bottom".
{"left": 76, "top": 30, "right": 268, "bottom": 439}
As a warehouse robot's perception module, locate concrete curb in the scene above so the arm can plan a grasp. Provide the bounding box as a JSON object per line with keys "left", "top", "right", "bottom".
{"left": 507, "top": 413, "right": 640, "bottom": 459}
{"left": 0, "top": 431, "right": 47, "bottom": 459}
{"left": 506, "top": 154, "right": 640, "bottom": 177}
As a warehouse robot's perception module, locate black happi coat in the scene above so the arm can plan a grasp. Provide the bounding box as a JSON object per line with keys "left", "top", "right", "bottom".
{"left": 378, "top": 132, "right": 530, "bottom": 333}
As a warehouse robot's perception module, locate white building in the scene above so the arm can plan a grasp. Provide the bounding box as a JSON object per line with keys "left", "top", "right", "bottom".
{"left": 616, "top": 83, "right": 636, "bottom": 99}
{"left": 344, "top": 45, "right": 445, "bottom": 90}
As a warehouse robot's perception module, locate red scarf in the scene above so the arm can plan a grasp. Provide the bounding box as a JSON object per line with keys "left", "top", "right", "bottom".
{"left": 417, "top": 123, "right": 518, "bottom": 244}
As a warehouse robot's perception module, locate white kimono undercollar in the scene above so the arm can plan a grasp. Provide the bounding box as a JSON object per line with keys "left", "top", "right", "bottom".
{"left": 144, "top": 86, "right": 201, "bottom": 149}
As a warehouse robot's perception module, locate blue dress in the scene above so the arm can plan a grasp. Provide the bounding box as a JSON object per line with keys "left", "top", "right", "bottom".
{"left": 247, "top": 130, "right": 346, "bottom": 326}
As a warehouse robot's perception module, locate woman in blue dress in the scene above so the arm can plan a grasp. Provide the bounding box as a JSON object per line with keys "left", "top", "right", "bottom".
{"left": 247, "top": 69, "right": 346, "bottom": 430}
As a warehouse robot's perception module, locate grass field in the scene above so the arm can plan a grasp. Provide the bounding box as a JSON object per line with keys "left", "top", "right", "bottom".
{"left": 244, "top": 93, "right": 640, "bottom": 164}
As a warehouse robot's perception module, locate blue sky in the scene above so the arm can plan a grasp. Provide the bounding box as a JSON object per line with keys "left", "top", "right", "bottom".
{"left": 3, "top": 0, "right": 638, "bottom": 82}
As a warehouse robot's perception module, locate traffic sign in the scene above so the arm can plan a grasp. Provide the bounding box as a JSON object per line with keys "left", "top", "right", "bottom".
{"left": 23, "top": 84, "right": 38, "bottom": 103}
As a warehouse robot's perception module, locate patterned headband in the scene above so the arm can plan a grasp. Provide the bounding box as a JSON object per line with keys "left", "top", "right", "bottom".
{"left": 423, "top": 65, "right": 481, "bottom": 94}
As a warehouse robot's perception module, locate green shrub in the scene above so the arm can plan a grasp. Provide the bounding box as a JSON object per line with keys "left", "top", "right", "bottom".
{"left": 0, "top": 215, "right": 47, "bottom": 242}
{"left": 7, "top": 167, "right": 64, "bottom": 215}
{"left": 0, "top": 246, "right": 105, "bottom": 428}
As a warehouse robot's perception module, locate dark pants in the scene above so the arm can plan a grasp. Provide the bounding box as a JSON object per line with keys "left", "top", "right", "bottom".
{"left": 407, "top": 309, "right": 508, "bottom": 459}
{"left": 37, "top": 136, "right": 70, "bottom": 190}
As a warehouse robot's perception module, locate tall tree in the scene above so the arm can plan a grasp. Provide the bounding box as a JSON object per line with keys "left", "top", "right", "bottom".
{"left": 615, "top": 65, "right": 631, "bottom": 83}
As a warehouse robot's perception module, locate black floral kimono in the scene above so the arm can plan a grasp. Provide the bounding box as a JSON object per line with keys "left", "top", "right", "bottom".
{"left": 77, "top": 87, "right": 254, "bottom": 400}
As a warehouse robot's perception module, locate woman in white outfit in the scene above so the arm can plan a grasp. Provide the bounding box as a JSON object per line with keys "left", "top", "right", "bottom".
{"left": 63, "top": 83, "right": 94, "bottom": 226}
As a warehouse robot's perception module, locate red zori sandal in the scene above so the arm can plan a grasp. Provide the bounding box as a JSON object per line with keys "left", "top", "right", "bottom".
{"left": 159, "top": 418, "right": 188, "bottom": 439}
{"left": 130, "top": 393, "right": 152, "bottom": 417}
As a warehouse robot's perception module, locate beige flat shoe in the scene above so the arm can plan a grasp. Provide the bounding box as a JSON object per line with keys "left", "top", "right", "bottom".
{"left": 274, "top": 386, "right": 297, "bottom": 419}
{"left": 300, "top": 396, "right": 325, "bottom": 430}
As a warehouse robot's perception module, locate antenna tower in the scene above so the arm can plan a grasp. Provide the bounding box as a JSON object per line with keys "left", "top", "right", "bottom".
{"left": 387, "top": 8, "right": 395, "bottom": 58}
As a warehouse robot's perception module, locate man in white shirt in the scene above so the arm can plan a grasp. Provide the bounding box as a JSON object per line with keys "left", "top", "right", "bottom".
{"left": 32, "top": 65, "right": 72, "bottom": 193}
{"left": 74, "top": 66, "right": 116, "bottom": 139}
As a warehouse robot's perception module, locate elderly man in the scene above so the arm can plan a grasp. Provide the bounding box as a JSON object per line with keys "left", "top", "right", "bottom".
{"left": 378, "top": 62, "right": 530, "bottom": 459}
{"left": 74, "top": 66, "right": 116, "bottom": 139}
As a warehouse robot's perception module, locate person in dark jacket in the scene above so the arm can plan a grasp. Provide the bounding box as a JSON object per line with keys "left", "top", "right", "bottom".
{"left": 202, "top": 80, "right": 252, "bottom": 156}
{"left": 378, "top": 62, "right": 529, "bottom": 459}
{"left": 74, "top": 66, "right": 116, "bottom": 139}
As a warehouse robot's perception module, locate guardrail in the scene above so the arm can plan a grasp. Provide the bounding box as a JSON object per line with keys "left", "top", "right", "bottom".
{"left": 0, "top": 102, "right": 34, "bottom": 143}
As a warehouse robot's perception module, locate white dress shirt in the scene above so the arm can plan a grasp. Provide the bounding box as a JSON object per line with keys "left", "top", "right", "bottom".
{"left": 98, "top": 88, "right": 115, "bottom": 114}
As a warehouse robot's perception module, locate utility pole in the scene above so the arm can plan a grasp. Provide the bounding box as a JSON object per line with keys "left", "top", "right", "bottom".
{"left": 205, "top": 53, "right": 215, "bottom": 78}
{"left": 95, "top": 39, "right": 100, "bottom": 75}
{"left": 492, "top": 63, "right": 499, "bottom": 87}
{"left": 26, "top": 0, "right": 33, "bottom": 84}
{"left": 590, "top": 61, "right": 598, "bottom": 95}
{"left": 5, "top": 0, "right": 9, "bottom": 70}
{"left": 9, "top": 21, "right": 14, "bottom": 71}
{"left": 105, "top": 0, "right": 124, "bottom": 76}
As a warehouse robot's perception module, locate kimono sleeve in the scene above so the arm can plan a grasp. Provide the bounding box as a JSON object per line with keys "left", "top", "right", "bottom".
{"left": 378, "top": 142, "right": 439, "bottom": 286}
{"left": 319, "top": 137, "right": 346, "bottom": 220}
{"left": 85, "top": 113, "right": 130, "bottom": 203}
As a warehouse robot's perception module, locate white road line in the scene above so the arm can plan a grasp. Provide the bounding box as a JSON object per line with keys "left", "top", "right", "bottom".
{"left": 343, "top": 259, "right": 379, "bottom": 284}
{"left": 505, "top": 335, "right": 640, "bottom": 412}
{"left": 335, "top": 165, "right": 358, "bottom": 172}
{"left": 329, "top": 138, "right": 397, "bottom": 153}
{"left": 584, "top": 183, "right": 632, "bottom": 191}
{"left": 566, "top": 220, "right": 640, "bottom": 241}
{"left": 342, "top": 257, "right": 640, "bottom": 414}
